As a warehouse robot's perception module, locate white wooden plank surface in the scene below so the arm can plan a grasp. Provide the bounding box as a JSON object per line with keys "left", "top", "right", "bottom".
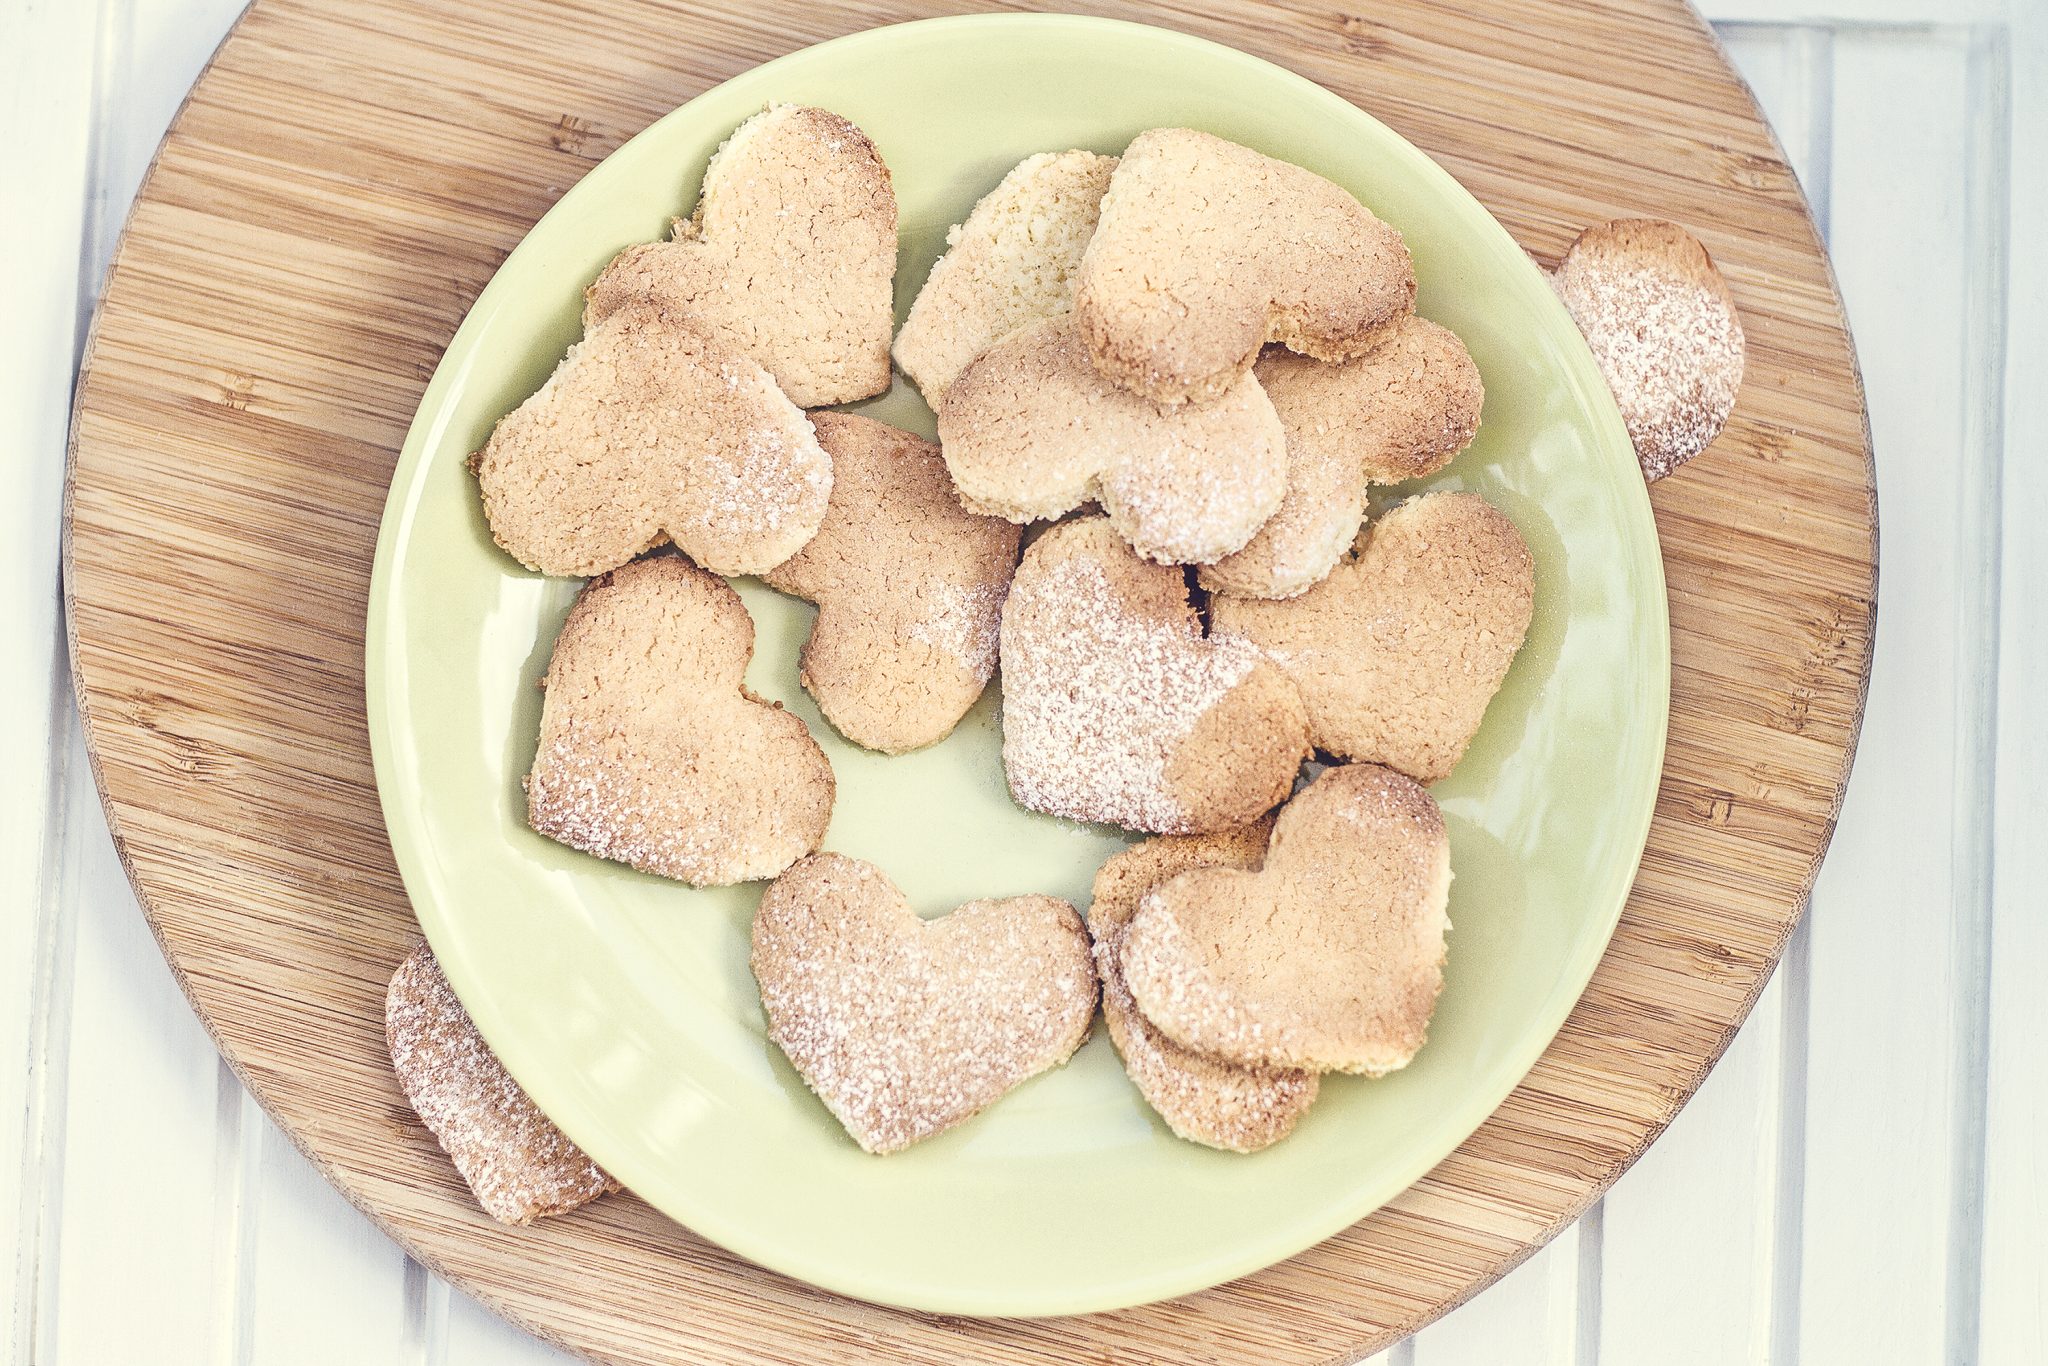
{"left": 1794, "top": 29, "right": 1979, "bottom": 1366}
{"left": 242, "top": 1120, "right": 418, "bottom": 1364}
{"left": 1977, "top": 1, "right": 2046, "bottom": 1360}
{"left": 5, "top": 0, "right": 2036, "bottom": 1362}
{"left": 0, "top": 0, "right": 100, "bottom": 1355}
{"left": 39, "top": 767, "right": 229, "bottom": 1366}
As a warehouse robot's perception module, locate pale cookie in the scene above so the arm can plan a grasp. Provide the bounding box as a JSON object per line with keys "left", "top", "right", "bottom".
{"left": 893, "top": 150, "right": 1118, "bottom": 404}
{"left": 998, "top": 517, "right": 1310, "bottom": 834}
{"left": 762, "top": 412, "right": 1021, "bottom": 753}
{"left": 1123, "top": 763, "right": 1451, "bottom": 1075}
{"left": 585, "top": 104, "right": 896, "bottom": 406}
{"left": 1088, "top": 824, "right": 1320, "bottom": 1153}
{"left": 525, "top": 556, "right": 834, "bottom": 885}
{"left": 1200, "top": 318, "right": 1485, "bottom": 599}
{"left": 938, "top": 315, "right": 1287, "bottom": 565}
{"left": 1545, "top": 218, "right": 1745, "bottom": 481}
{"left": 1074, "top": 128, "right": 1416, "bottom": 405}
{"left": 1212, "top": 492, "right": 1534, "bottom": 785}
{"left": 752, "top": 853, "right": 1098, "bottom": 1154}
{"left": 386, "top": 942, "right": 619, "bottom": 1225}
{"left": 473, "top": 299, "right": 831, "bottom": 578}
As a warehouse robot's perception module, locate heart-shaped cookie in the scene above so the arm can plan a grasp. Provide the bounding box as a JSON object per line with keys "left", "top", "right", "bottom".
{"left": 762, "top": 412, "right": 1021, "bottom": 753}
{"left": 752, "top": 853, "right": 1098, "bottom": 1154}
{"left": 1199, "top": 317, "right": 1484, "bottom": 599}
{"left": 386, "top": 942, "right": 619, "bottom": 1225}
{"left": 1074, "top": 128, "right": 1416, "bottom": 406}
{"left": 473, "top": 298, "right": 831, "bottom": 578}
{"left": 998, "top": 516, "right": 1310, "bottom": 834}
{"left": 1088, "top": 825, "right": 1320, "bottom": 1152}
{"left": 585, "top": 104, "right": 896, "bottom": 407}
{"left": 525, "top": 556, "right": 834, "bottom": 885}
{"left": 938, "top": 315, "right": 1287, "bottom": 565}
{"left": 1211, "top": 492, "right": 1534, "bottom": 784}
{"left": 894, "top": 149, "right": 1118, "bottom": 404}
{"left": 1122, "top": 763, "right": 1451, "bottom": 1075}
{"left": 1545, "top": 218, "right": 1745, "bottom": 481}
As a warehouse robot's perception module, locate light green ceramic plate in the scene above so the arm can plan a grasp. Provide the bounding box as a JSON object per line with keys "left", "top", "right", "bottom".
{"left": 366, "top": 13, "right": 1667, "bottom": 1317}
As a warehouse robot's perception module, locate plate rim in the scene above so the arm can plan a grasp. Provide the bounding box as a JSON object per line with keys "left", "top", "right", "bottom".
{"left": 364, "top": 9, "right": 1671, "bottom": 1317}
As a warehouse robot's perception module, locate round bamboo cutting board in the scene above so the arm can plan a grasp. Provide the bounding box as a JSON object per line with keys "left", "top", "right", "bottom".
{"left": 66, "top": 0, "right": 1875, "bottom": 1361}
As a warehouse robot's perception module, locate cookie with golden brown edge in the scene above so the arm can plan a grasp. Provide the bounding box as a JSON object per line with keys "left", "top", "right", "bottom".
{"left": 472, "top": 299, "right": 831, "bottom": 578}
{"left": 525, "top": 556, "right": 834, "bottom": 885}
{"left": 1545, "top": 218, "right": 1745, "bottom": 482}
{"left": 585, "top": 104, "right": 896, "bottom": 406}
{"left": 762, "top": 413, "right": 1021, "bottom": 754}
{"left": 893, "top": 150, "right": 1118, "bottom": 405}
{"left": 998, "top": 517, "right": 1310, "bottom": 834}
{"left": 752, "top": 853, "right": 1097, "bottom": 1154}
{"left": 1212, "top": 492, "right": 1534, "bottom": 786}
{"left": 1122, "top": 763, "right": 1451, "bottom": 1076}
{"left": 1088, "top": 823, "right": 1320, "bottom": 1152}
{"left": 937, "top": 315, "right": 1287, "bottom": 565}
{"left": 386, "top": 942, "right": 619, "bottom": 1225}
{"left": 1200, "top": 317, "right": 1485, "bottom": 599}
{"left": 1074, "top": 127, "right": 1416, "bottom": 406}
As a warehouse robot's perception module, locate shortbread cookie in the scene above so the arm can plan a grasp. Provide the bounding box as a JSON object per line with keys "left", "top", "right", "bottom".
{"left": 893, "top": 150, "right": 1118, "bottom": 404}
{"left": 525, "top": 556, "right": 834, "bottom": 884}
{"left": 585, "top": 104, "right": 896, "bottom": 406}
{"left": 752, "top": 853, "right": 1097, "bottom": 1154}
{"left": 473, "top": 299, "right": 831, "bottom": 578}
{"left": 1546, "top": 218, "right": 1745, "bottom": 481}
{"left": 1074, "top": 128, "right": 1416, "bottom": 405}
{"left": 999, "top": 517, "right": 1310, "bottom": 834}
{"left": 1088, "top": 824, "right": 1320, "bottom": 1152}
{"left": 762, "top": 413, "right": 1021, "bottom": 753}
{"left": 386, "top": 942, "right": 619, "bottom": 1225}
{"left": 1212, "top": 492, "right": 1534, "bottom": 785}
{"left": 1201, "top": 318, "right": 1485, "bottom": 599}
{"left": 1123, "top": 763, "right": 1451, "bottom": 1075}
{"left": 938, "top": 316, "right": 1287, "bottom": 564}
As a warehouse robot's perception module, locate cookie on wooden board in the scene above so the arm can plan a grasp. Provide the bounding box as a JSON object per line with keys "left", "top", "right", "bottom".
{"left": 386, "top": 942, "right": 619, "bottom": 1225}
{"left": 586, "top": 104, "right": 896, "bottom": 407}
{"left": 1088, "top": 823, "right": 1320, "bottom": 1153}
{"left": 998, "top": 516, "right": 1310, "bottom": 834}
{"left": 1200, "top": 318, "right": 1484, "bottom": 599}
{"left": 1212, "top": 491, "right": 1534, "bottom": 785}
{"left": 525, "top": 556, "right": 834, "bottom": 885}
{"left": 938, "top": 315, "right": 1287, "bottom": 565}
{"left": 1122, "top": 763, "right": 1451, "bottom": 1076}
{"left": 1544, "top": 217, "right": 1745, "bottom": 481}
{"left": 752, "top": 852, "right": 1097, "bottom": 1154}
{"left": 893, "top": 149, "right": 1118, "bottom": 404}
{"left": 472, "top": 298, "right": 831, "bottom": 578}
{"left": 1074, "top": 128, "right": 1416, "bottom": 406}
{"left": 762, "top": 412, "right": 1021, "bottom": 753}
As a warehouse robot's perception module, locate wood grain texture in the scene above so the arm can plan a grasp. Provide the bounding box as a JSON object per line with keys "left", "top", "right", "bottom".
{"left": 62, "top": 0, "right": 1876, "bottom": 1361}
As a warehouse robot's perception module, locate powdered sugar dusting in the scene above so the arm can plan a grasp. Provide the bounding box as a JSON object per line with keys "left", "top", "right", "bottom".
{"left": 906, "top": 580, "right": 1007, "bottom": 683}
{"left": 1000, "top": 557, "right": 1260, "bottom": 828}
{"left": 1089, "top": 835, "right": 1319, "bottom": 1152}
{"left": 753, "top": 856, "right": 1096, "bottom": 1153}
{"left": 1550, "top": 243, "right": 1744, "bottom": 480}
{"left": 526, "top": 719, "right": 778, "bottom": 883}
{"left": 691, "top": 368, "right": 831, "bottom": 535}
{"left": 1123, "top": 895, "right": 1285, "bottom": 1053}
{"left": 1096, "top": 432, "right": 1286, "bottom": 566}
{"left": 385, "top": 944, "right": 617, "bottom": 1225}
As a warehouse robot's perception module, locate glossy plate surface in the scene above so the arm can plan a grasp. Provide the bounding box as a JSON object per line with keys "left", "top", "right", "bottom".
{"left": 366, "top": 14, "right": 1668, "bottom": 1317}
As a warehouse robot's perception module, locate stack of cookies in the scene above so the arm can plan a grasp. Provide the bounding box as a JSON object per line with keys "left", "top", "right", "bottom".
{"left": 395, "top": 100, "right": 1744, "bottom": 1216}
